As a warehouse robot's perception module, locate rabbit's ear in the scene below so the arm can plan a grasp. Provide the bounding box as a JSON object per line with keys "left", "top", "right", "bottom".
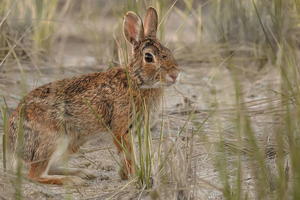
{"left": 123, "top": 11, "right": 144, "bottom": 47}
{"left": 144, "top": 7, "right": 158, "bottom": 38}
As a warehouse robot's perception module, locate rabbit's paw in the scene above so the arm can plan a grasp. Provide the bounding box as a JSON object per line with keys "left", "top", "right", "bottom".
{"left": 119, "top": 168, "right": 129, "bottom": 180}
{"left": 76, "top": 169, "right": 97, "bottom": 180}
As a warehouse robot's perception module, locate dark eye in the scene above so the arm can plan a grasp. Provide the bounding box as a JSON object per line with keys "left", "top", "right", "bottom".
{"left": 145, "top": 53, "right": 153, "bottom": 62}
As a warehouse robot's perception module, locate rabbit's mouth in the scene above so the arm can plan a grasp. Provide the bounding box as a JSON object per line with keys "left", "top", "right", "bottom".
{"left": 162, "top": 78, "right": 180, "bottom": 87}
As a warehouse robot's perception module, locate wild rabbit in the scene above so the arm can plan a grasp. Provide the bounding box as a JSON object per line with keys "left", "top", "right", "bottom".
{"left": 8, "top": 7, "right": 179, "bottom": 185}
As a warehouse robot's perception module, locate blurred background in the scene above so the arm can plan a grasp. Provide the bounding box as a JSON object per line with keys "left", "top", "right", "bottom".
{"left": 1, "top": 0, "right": 300, "bottom": 199}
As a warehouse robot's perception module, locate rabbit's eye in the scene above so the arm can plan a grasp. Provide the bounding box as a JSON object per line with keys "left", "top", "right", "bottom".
{"left": 145, "top": 53, "right": 153, "bottom": 62}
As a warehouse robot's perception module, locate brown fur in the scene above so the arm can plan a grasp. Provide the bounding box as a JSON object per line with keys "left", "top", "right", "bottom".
{"left": 8, "top": 7, "right": 179, "bottom": 185}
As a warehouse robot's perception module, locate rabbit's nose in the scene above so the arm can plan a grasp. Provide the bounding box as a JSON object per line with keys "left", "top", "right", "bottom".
{"left": 169, "top": 75, "right": 178, "bottom": 81}
{"left": 168, "top": 66, "right": 180, "bottom": 82}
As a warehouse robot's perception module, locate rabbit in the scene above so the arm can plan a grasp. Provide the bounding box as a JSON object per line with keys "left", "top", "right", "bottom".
{"left": 8, "top": 6, "right": 180, "bottom": 185}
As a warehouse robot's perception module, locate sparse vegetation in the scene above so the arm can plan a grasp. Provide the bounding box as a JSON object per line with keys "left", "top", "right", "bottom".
{"left": 0, "top": 0, "right": 300, "bottom": 199}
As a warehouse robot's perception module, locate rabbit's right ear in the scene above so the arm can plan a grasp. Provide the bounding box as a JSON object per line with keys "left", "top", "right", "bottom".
{"left": 123, "top": 11, "right": 144, "bottom": 47}
{"left": 144, "top": 7, "right": 158, "bottom": 38}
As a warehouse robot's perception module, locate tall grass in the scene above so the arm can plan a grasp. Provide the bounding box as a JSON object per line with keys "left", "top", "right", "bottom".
{"left": 0, "top": 0, "right": 58, "bottom": 62}
{"left": 32, "top": 0, "right": 58, "bottom": 54}
{"left": 1, "top": 106, "right": 7, "bottom": 172}
{"left": 197, "top": 0, "right": 300, "bottom": 199}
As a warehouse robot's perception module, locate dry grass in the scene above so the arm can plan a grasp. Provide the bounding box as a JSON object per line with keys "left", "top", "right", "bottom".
{"left": 1, "top": 0, "right": 300, "bottom": 199}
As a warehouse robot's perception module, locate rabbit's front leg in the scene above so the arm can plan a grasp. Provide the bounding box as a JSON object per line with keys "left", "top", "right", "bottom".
{"left": 112, "top": 132, "right": 133, "bottom": 180}
{"left": 110, "top": 112, "right": 135, "bottom": 180}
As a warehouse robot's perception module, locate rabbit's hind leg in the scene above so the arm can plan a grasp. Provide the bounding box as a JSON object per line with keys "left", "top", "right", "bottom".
{"left": 48, "top": 140, "right": 96, "bottom": 180}
{"left": 28, "top": 139, "right": 86, "bottom": 185}
{"left": 28, "top": 162, "right": 86, "bottom": 185}
{"left": 49, "top": 167, "right": 96, "bottom": 179}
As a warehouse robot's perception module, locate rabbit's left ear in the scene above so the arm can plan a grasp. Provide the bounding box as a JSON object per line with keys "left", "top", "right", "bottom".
{"left": 144, "top": 7, "right": 158, "bottom": 38}
{"left": 123, "top": 11, "right": 144, "bottom": 47}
